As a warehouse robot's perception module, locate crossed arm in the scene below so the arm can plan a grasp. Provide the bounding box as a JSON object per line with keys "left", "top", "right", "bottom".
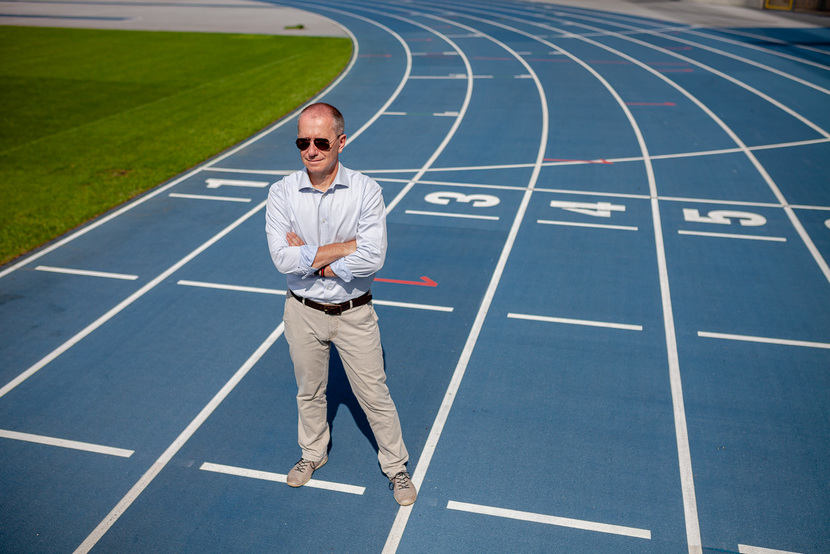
{"left": 286, "top": 231, "right": 356, "bottom": 278}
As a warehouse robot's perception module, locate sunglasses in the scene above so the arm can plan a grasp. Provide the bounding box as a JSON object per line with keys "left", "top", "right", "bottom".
{"left": 295, "top": 137, "right": 339, "bottom": 151}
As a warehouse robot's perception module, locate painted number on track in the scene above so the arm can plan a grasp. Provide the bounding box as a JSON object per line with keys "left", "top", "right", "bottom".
{"left": 550, "top": 200, "right": 626, "bottom": 217}
{"left": 425, "top": 192, "right": 500, "bottom": 208}
{"left": 683, "top": 209, "right": 766, "bottom": 227}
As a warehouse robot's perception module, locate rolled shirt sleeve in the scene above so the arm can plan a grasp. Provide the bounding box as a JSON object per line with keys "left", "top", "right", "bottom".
{"left": 265, "top": 179, "right": 318, "bottom": 277}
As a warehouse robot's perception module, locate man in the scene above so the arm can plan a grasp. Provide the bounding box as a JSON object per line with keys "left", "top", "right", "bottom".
{"left": 265, "top": 102, "right": 416, "bottom": 506}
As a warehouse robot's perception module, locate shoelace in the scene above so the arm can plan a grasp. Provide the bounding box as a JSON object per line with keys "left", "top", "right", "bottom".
{"left": 294, "top": 459, "right": 311, "bottom": 473}
{"left": 390, "top": 472, "right": 411, "bottom": 491}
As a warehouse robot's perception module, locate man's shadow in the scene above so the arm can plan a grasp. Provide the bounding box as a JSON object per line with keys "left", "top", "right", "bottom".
{"left": 325, "top": 346, "right": 380, "bottom": 456}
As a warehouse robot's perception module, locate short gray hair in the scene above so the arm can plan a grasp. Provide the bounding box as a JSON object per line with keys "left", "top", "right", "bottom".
{"left": 299, "top": 102, "right": 345, "bottom": 136}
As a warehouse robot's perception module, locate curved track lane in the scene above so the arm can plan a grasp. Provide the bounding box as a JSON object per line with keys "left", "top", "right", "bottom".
{"left": 0, "top": 2, "right": 828, "bottom": 553}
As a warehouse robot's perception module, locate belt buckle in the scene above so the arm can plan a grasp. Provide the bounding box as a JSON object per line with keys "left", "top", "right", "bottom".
{"left": 323, "top": 304, "right": 343, "bottom": 316}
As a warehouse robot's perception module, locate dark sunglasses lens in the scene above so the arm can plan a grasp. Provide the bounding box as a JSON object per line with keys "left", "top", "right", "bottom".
{"left": 295, "top": 138, "right": 334, "bottom": 151}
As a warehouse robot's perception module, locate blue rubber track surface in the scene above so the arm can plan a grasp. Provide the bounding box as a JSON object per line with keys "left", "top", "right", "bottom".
{"left": 1, "top": 1, "right": 829, "bottom": 553}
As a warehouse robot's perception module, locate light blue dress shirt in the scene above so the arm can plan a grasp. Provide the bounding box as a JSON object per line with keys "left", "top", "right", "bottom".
{"left": 265, "top": 163, "right": 387, "bottom": 304}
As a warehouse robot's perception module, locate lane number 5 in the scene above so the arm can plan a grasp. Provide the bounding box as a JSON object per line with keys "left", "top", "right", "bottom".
{"left": 683, "top": 209, "right": 766, "bottom": 227}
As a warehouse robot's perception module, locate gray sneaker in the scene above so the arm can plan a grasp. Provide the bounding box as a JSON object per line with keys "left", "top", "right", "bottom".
{"left": 286, "top": 456, "right": 327, "bottom": 487}
{"left": 390, "top": 471, "right": 417, "bottom": 506}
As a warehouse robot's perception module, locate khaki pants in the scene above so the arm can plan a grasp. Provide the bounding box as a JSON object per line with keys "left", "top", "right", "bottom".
{"left": 283, "top": 295, "right": 409, "bottom": 478}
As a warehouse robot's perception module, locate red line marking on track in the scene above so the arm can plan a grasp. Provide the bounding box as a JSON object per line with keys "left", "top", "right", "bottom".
{"left": 543, "top": 158, "right": 613, "bottom": 164}
{"left": 626, "top": 102, "right": 677, "bottom": 106}
{"left": 473, "top": 56, "right": 513, "bottom": 60}
{"left": 407, "top": 38, "right": 433, "bottom": 41}
{"left": 374, "top": 276, "right": 437, "bottom": 287}
{"left": 658, "top": 69, "right": 694, "bottom": 73}
{"left": 666, "top": 46, "right": 693, "bottom": 51}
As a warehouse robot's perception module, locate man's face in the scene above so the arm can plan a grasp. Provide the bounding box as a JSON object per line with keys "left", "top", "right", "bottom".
{"left": 297, "top": 113, "right": 345, "bottom": 177}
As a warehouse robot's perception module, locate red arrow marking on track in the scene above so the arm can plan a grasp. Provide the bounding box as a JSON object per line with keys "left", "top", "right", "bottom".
{"left": 374, "top": 276, "right": 437, "bottom": 287}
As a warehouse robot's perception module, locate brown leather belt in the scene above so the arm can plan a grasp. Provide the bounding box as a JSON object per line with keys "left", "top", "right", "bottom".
{"left": 289, "top": 289, "right": 372, "bottom": 316}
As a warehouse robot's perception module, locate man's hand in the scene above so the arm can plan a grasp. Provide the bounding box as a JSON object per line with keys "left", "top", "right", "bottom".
{"left": 287, "top": 232, "right": 357, "bottom": 277}
{"left": 286, "top": 231, "right": 305, "bottom": 247}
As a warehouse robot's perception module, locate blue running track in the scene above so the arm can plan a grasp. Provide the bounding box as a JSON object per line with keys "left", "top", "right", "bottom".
{"left": 1, "top": 1, "right": 829, "bottom": 552}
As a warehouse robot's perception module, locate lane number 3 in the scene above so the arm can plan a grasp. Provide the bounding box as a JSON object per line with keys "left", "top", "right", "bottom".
{"left": 425, "top": 192, "right": 500, "bottom": 208}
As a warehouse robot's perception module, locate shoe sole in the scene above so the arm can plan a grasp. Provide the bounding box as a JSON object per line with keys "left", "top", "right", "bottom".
{"left": 395, "top": 495, "right": 417, "bottom": 507}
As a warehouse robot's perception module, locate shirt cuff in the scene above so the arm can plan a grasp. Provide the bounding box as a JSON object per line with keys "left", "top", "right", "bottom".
{"left": 330, "top": 258, "right": 353, "bottom": 282}
{"left": 300, "top": 245, "right": 318, "bottom": 278}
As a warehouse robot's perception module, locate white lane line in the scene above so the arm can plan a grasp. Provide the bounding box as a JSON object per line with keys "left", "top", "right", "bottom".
{"left": 408, "top": 74, "right": 492, "bottom": 79}
{"left": 168, "top": 193, "right": 251, "bottom": 203}
{"left": 204, "top": 167, "right": 292, "bottom": 176}
{"left": 678, "top": 230, "right": 787, "bottom": 242}
{"left": 34, "top": 265, "right": 139, "bottom": 281}
{"left": 214, "top": 17, "right": 357, "bottom": 155}
{"left": 447, "top": 500, "right": 652, "bottom": 540}
{"left": 74, "top": 322, "right": 285, "bottom": 554}
{"left": 359, "top": 137, "right": 830, "bottom": 176}
{"left": 444, "top": 7, "right": 703, "bottom": 549}
{"left": 405, "top": 209, "right": 499, "bottom": 221}
{"left": 661, "top": 197, "right": 779, "bottom": 208}
{"left": 0, "top": 201, "right": 267, "bottom": 401}
{"left": 698, "top": 331, "right": 830, "bottom": 350}
{"left": 177, "top": 280, "right": 286, "bottom": 295}
{"left": 328, "top": 11, "right": 410, "bottom": 146}
{"left": 549, "top": 6, "right": 830, "bottom": 74}
{"left": 616, "top": 28, "right": 830, "bottom": 138}
{"left": 0, "top": 429, "right": 134, "bottom": 458}
{"left": 705, "top": 27, "right": 830, "bottom": 66}
{"left": 368, "top": 10, "right": 475, "bottom": 216}
{"left": 383, "top": 10, "right": 550, "bottom": 553}
{"left": 176, "top": 280, "right": 454, "bottom": 312}
{"left": 508, "top": 312, "right": 643, "bottom": 331}
{"left": 205, "top": 178, "right": 269, "bottom": 189}
{"left": 738, "top": 545, "right": 803, "bottom": 554}
{"left": 538, "top": 219, "right": 638, "bottom": 231}
{"left": 199, "top": 462, "right": 365, "bottom": 495}
{"left": 645, "top": 28, "right": 830, "bottom": 96}
{"left": 548, "top": 14, "right": 830, "bottom": 286}
{"left": 374, "top": 299, "right": 454, "bottom": 312}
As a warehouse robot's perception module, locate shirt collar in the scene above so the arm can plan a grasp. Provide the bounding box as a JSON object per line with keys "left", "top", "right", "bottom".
{"left": 298, "top": 163, "right": 348, "bottom": 193}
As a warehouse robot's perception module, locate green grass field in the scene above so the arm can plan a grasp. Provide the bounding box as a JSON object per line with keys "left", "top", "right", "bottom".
{"left": 0, "top": 26, "right": 351, "bottom": 265}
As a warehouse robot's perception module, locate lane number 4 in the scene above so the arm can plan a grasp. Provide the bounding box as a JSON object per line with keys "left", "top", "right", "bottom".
{"left": 550, "top": 200, "right": 625, "bottom": 218}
